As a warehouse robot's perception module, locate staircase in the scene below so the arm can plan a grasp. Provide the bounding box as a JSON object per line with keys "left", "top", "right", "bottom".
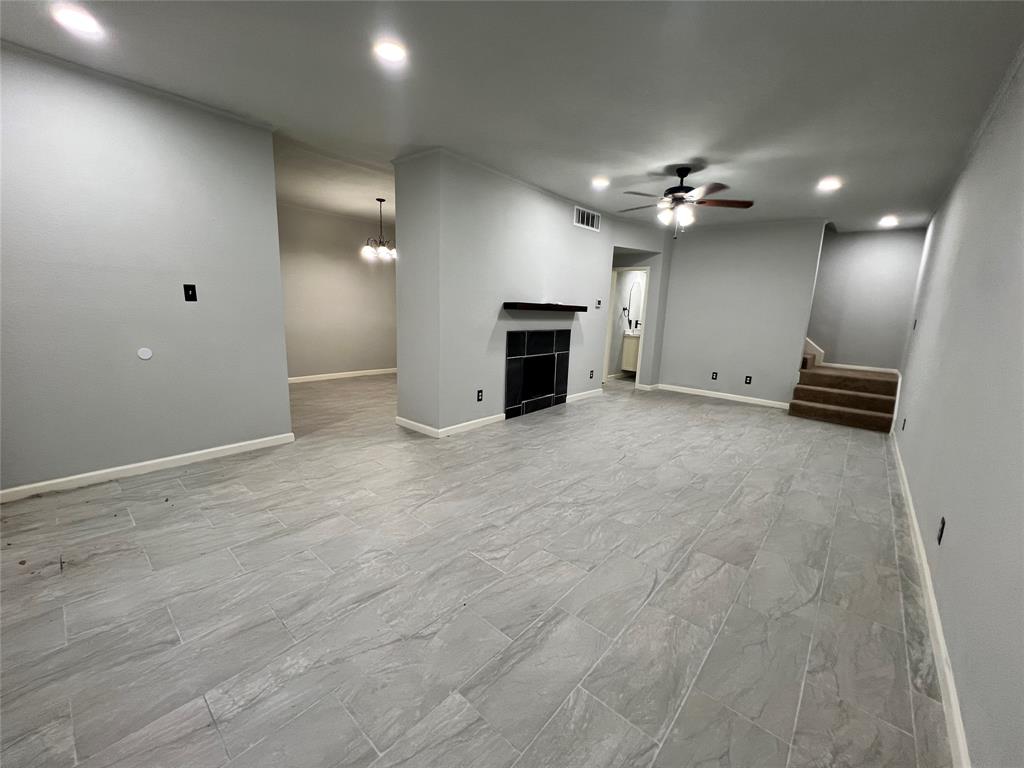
{"left": 789, "top": 352, "right": 898, "bottom": 432}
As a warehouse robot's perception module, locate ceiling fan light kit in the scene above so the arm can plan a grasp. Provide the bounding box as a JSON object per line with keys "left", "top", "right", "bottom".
{"left": 362, "top": 197, "right": 397, "bottom": 262}
{"left": 617, "top": 165, "right": 754, "bottom": 227}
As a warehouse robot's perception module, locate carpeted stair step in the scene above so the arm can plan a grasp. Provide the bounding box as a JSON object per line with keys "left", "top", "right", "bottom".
{"left": 798, "top": 368, "right": 898, "bottom": 396}
{"left": 793, "top": 384, "right": 896, "bottom": 414}
{"left": 800, "top": 353, "right": 815, "bottom": 370}
{"left": 789, "top": 400, "right": 893, "bottom": 432}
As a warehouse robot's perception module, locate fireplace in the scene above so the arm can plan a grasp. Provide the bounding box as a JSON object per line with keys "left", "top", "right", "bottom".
{"left": 505, "top": 329, "right": 570, "bottom": 419}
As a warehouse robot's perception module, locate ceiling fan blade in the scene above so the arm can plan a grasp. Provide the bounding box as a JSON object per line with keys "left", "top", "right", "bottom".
{"left": 617, "top": 204, "right": 656, "bottom": 213}
{"left": 685, "top": 182, "right": 729, "bottom": 201}
{"left": 623, "top": 191, "right": 659, "bottom": 198}
{"left": 695, "top": 199, "right": 754, "bottom": 209}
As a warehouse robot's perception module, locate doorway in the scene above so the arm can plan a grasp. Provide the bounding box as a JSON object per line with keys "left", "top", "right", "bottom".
{"left": 603, "top": 266, "right": 649, "bottom": 387}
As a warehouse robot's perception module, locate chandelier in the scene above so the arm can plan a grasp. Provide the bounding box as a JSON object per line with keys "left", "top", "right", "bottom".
{"left": 361, "top": 197, "right": 397, "bottom": 261}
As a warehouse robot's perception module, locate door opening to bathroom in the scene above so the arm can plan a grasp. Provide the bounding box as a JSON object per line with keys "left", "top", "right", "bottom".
{"left": 603, "top": 266, "right": 649, "bottom": 387}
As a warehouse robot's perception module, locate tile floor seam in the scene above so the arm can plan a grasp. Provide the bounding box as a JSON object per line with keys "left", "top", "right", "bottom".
{"left": 201, "top": 692, "right": 232, "bottom": 763}
{"left": 69, "top": 696, "right": 79, "bottom": 765}
{"left": 226, "top": 547, "right": 247, "bottom": 574}
{"left": 218, "top": 688, "right": 345, "bottom": 763}
{"left": 577, "top": 683, "right": 660, "bottom": 744}
{"left": 165, "top": 604, "right": 185, "bottom": 646}
{"left": 717, "top": 693, "right": 794, "bottom": 746}
{"left": 501, "top": 549, "right": 681, "bottom": 764}
{"left": 784, "top": 432, "right": 849, "bottom": 768}
{"left": 468, "top": 607, "right": 518, "bottom": 644}
{"left": 266, "top": 603, "right": 298, "bottom": 644}
{"left": 305, "top": 546, "right": 338, "bottom": 575}
{"left": 645, "top": 556, "right": 753, "bottom": 766}
{"left": 886, "top": 443, "right": 925, "bottom": 768}
{"left": 799, "top": 677, "right": 917, "bottom": 740}
{"left": 338, "top": 694, "right": 383, "bottom": 757}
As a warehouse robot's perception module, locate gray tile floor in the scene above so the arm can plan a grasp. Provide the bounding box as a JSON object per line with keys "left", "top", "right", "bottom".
{"left": 0, "top": 375, "right": 952, "bottom": 768}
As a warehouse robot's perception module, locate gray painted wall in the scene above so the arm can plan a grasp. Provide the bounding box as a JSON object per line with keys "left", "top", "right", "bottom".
{"left": 896, "top": 59, "right": 1024, "bottom": 768}
{"left": 278, "top": 204, "right": 396, "bottom": 378}
{"left": 393, "top": 151, "right": 443, "bottom": 428}
{"left": 393, "top": 149, "right": 664, "bottom": 430}
{"left": 659, "top": 220, "right": 826, "bottom": 403}
{"left": 807, "top": 229, "right": 925, "bottom": 369}
{"left": 1, "top": 49, "right": 292, "bottom": 488}
{"left": 606, "top": 269, "right": 646, "bottom": 377}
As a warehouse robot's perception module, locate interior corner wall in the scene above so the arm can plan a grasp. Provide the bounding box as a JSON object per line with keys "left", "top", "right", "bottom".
{"left": 658, "top": 220, "right": 826, "bottom": 403}
{"left": 896, "top": 57, "right": 1024, "bottom": 768}
{"left": 393, "top": 151, "right": 442, "bottom": 428}
{"left": 393, "top": 149, "right": 663, "bottom": 430}
{"left": 0, "top": 48, "right": 292, "bottom": 489}
{"left": 278, "top": 204, "right": 396, "bottom": 378}
{"left": 807, "top": 228, "right": 926, "bottom": 369}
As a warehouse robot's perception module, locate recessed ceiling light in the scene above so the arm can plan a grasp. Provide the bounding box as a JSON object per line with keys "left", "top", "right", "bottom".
{"left": 816, "top": 175, "right": 843, "bottom": 193}
{"left": 878, "top": 214, "right": 899, "bottom": 228}
{"left": 50, "top": 3, "right": 105, "bottom": 42}
{"left": 373, "top": 38, "right": 407, "bottom": 66}
{"left": 591, "top": 175, "right": 610, "bottom": 191}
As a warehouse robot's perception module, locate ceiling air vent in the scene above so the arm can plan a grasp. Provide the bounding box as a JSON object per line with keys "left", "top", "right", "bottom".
{"left": 573, "top": 206, "right": 601, "bottom": 232}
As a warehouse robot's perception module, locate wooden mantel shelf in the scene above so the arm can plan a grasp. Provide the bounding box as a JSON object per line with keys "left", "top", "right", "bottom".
{"left": 502, "top": 302, "right": 588, "bottom": 313}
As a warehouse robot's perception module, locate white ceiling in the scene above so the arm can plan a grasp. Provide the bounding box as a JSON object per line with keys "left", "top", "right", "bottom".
{"left": 3, "top": 2, "right": 1023, "bottom": 231}
{"left": 273, "top": 136, "right": 394, "bottom": 222}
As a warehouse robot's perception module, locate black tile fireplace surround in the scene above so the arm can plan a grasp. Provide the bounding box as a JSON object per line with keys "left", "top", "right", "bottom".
{"left": 505, "top": 329, "right": 570, "bottom": 419}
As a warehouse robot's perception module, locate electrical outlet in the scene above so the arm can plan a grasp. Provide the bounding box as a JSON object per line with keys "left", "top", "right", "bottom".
{"left": 711, "top": 371, "right": 718, "bottom": 381}
{"left": 183, "top": 284, "right": 197, "bottom": 302}
{"left": 937, "top": 516, "right": 946, "bottom": 545}
{"left": 476, "top": 389, "right": 483, "bottom": 402}
{"left": 595, "top": 299, "right": 602, "bottom": 309}
{"left": 589, "top": 370, "right": 594, "bottom": 379}
{"left": 744, "top": 375, "right": 752, "bottom": 385}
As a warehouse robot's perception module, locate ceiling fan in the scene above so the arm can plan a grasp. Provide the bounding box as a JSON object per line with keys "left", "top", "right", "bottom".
{"left": 618, "top": 165, "right": 753, "bottom": 227}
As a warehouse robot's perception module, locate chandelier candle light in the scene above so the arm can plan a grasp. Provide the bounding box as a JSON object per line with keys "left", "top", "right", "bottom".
{"left": 361, "top": 197, "right": 397, "bottom": 261}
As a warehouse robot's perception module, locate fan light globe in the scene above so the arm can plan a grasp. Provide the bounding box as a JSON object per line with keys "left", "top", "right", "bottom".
{"left": 51, "top": 3, "right": 106, "bottom": 41}
{"left": 816, "top": 176, "right": 843, "bottom": 193}
{"left": 676, "top": 206, "right": 695, "bottom": 227}
{"left": 657, "top": 209, "right": 674, "bottom": 226}
{"left": 361, "top": 245, "right": 377, "bottom": 261}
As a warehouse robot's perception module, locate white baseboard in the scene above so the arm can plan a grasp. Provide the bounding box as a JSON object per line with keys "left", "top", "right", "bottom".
{"left": 0, "top": 433, "right": 296, "bottom": 504}
{"left": 634, "top": 383, "right": 658, "bottom": 392}
{"left": 566, "top": 388, "right": 603, "bottom": 403}
{"left": 439, "top": 413, "right": 505, "bottom": 437}
{"left": 396, "top": 391, "right": 601, "bottom": 439}
{"left": 892, "top": 439, "right": 970, "bottom": 768}
{"left": 289, "top": 367, "right": 396, "bottom": 383}
{"left": 395, "top": 413, "right": 505, "bottom": 439}
{"left": 655, "top": 383, "right": 789, "bottom": 410}
{"left": 818, "top": 362, "right": 901, "bottom": 376}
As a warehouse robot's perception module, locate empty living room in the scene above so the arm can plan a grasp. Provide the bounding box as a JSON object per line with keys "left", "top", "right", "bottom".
{"left": 2, "top": 3, "right": 1023, "bottom": 767}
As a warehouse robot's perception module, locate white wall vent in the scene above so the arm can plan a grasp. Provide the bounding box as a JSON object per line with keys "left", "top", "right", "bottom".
{"left": 573, "top": 206, "right": 601, "bottom": 232}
